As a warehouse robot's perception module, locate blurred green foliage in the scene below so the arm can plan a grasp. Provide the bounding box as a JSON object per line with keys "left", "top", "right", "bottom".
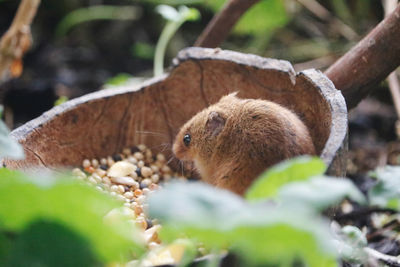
{"left": 56, "top": 5, "right": 142, "bottom": 37}
{"left": 105, "top": 73, "right": 133, "bottom": 86}
{"left": 0, "top": 1, "right": 393, "bottom": 266}
{"left": 148, "top": 158, "right": 400, "bottom": 265}
{"left": 38, "top": 0, "right": 381, "bottom": 81}
{"left": 148, "top": 157, "right": 368, "bottom": 266}
{"left": 332, "top": 225, "right": 368, "bottom": 264}
{"left": 54, "top": 95, "right": 69, "bottom": 106}
{"left": 131, "top": 42, "right": 156, "bottom": 60}
{"left": 206, "top": 0, "right": 288, "bottom": 35}
{"left": 277, "top": 176, "right": 366, "bottom": 211}
{"left": 4, "top": 221, "right": 99, "bottom": 267}
{"left": 0, "top": 169, "right": 145, "bottom": 265}
{"left": 149, "top": 181, "right": 338, "bottom": 266}
{"left": 140, "top": 0, "right": 204, "bottom": 4}
{"left": 368, "top": 166, "right": 400, "bottom": 210}
{"left": 0, "top": 106, "right": 24, "bottom": 161}
{"left": 154, "top": 5, "right": 200, "bottom": 76}
{"left": 0, "top": 121, "right": 24, "bottom": 160}
{"left": 246, "top": 156, "right": 326, "bottom": 200}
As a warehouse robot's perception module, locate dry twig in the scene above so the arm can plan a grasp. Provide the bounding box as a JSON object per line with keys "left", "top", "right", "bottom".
{"left": 0, "top": 0, "right": 41, "bottom": 84}
{"left": 296, "top": 0, "right": 358, "bottom": 41}
{"left": 382, "top": 0, "right": 400, "bottom": 138}
{"left": 293, "top": 55, "right": 337, "bottom": 72}
{"left": 333, "top": 207, "right": 397, "bottom": 221}
{"left": 194, "top": 0, "right": 259, "bottom": 48}
{"left": 388, "top": 73, "right": 400, "bottom": 138}
{"left": 194, "top": 0, "right": 400, "bottom": 111}
{"left": 364, "top": 247, "right": 400, "bottom": 267}
{"left": 325, "top": 3, "right": 400, "bottom": 109}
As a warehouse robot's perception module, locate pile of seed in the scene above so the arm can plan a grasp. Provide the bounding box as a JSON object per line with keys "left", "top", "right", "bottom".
{"left": 72, "top": 144, "right": 186, "bottom": 252}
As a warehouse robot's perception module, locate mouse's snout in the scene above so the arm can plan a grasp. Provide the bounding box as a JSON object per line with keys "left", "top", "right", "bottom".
{"left": 172, "top": 141, "right": 180, "bottom": 157}
{"left": 172, "top": 136, "right": 188, "bottom": 160}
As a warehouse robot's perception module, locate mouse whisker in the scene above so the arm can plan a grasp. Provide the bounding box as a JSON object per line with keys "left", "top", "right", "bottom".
{"left": 159, "top": 142, "right": 172, "bottom": 153}
{"left": 166, "top": 155, "right": 175, "bottom": 166}
{"left": 148, "top": 143, "right": 165, "bottom": 149}
{"left": 135, "top": 130, "right": 168, "bottom": 137}
{"left": 148, "top": 142, "right": 172, "bottom": 153}
{"left": 189, "top": 162, "right": 198, "bottom": 179}
{"left": 180, "top": 160, "right": 185, "bottom": 177}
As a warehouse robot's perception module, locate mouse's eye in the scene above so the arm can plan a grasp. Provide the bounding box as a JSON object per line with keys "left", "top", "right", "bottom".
{"left": 183, "top": 134, "right": 191, "bottom": 146}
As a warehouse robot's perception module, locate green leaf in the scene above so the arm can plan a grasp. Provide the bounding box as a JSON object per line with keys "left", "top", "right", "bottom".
{"left": 204, "top": 0, "right": 289, "bottom": 35}
{"left": 156, "top": 5, "right": 180, "bottom": 21}
{"left": 148, "top": 181, "right": 338, "bottom": 267}
{"left": 5, "top": 220, "right": 99, "bottom": 267}
{"left": 278, "top": 177, "right": 366, "bottom": 211}
{"left": 233, "top": 0, "right": 289, "bottom": 35}
{"left": 203, "top": 0, "right": 225, "bottom": 12}
{"left": 56, "top": 5, "right": 142, "bottom": 37}
{"left": 148, "top": 181, "right": 247, "bottom": 230}
{"left": 156, "top": 5, "right": 200, "bottom": 22}
{"left": 0, "top": 230, "right": 11, "bottom": 263}
{"left": 330, "top": 0, "right": 353, "bottom": 26}
{"left": 154, "top": 5, "right": 200, "bottom": 76}
{"left": 368, "top": 166, "right": 400, "bottom": 210}
{"left": 0, "top": 120, "right": 24, "bottom": 160}
{"left": 341, "top": 226, "right": 367, "bottom": 247}
{"left": 144, "top": 0, "right": 203, "bottom": 4}
{"left": 0, "top": 169, "right": 145, "bottom": 263}
{"left": 229, "top": 221, "right": 337, "bottom": 267}
{"left": 175, "top": 238, "right": 197, "bottom": 267}
{"left": 245, "top": 156, "right": 326, "bottom": 201}
{"left": 105, "top": 73, "right": 133, "bottom": 86}
{"left": 131, "top": 42, "right": 155, "bottom": 60}
{"left": 178, "top": 5, "right": 200, "bottom": 21}
{"left": 54, "top": 95, "right": 69, "bottom": 106}
{"left": 331, "top": 224, "right": 367, "bottom": 264}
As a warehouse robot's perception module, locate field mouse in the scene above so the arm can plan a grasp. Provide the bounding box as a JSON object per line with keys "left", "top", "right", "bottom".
{"left": 173, "top": 93, "right": 316, "bottom": 195}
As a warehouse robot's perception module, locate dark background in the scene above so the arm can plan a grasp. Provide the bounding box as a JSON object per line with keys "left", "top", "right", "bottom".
{"left": 0, "top": 0, "right": 397, "bottom": 174}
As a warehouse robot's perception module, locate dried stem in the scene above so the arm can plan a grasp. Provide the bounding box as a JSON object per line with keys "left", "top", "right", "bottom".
{"left": 382, "top": 0, "right": 400, "bottom": 138}
{"left": 383, "top": 0, "right": 399, "bottom": 13}
{"left": 293, "top": 55, "right": 337, "bottom": 72}
{"left": 296, "top": 0, "right": 358, "bottom": 40}
{"left": 194, "top": 0, "right": 259, "bottom": 48}
{"left": 333, "top": 207, "right": 397, "bottom": 221}
{"left": 388, "top": 73, "right": 400, "bottom": 137}
{"left": 325, "top": 3, "right": 400, "bottom": 109}
{"left": 0, "top": 0, "right": 41, "bottom": 83}
{"left": 364, "top": 247, "right": 400, "bottom": 267}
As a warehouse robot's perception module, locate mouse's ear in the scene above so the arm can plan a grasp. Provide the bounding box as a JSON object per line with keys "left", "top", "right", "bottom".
{"left": 206, "top": 111, "right": 225, "bottom": 137}
{"left": 219, "top": 92, "right": 238, "bottom": 103}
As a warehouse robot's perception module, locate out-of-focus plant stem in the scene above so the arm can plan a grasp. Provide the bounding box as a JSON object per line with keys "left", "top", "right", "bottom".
{"left": 154, "top": 19, "right": 186, "bottom": 77}
{"left": 56, "top": 5, "right": 142, "bottom": 37}
{"left": 382, "top": 0, "right": 400, "bottom": 138}
{"left": 154, "top": 5, "right": 199, "bottom": 77}
{"left": 0, "top": 0, "right": 41, "bottom": 84}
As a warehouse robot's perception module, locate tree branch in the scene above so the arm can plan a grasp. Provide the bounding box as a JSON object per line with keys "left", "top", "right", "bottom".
{"left": 296, "top": 0, "right": 358, "bottom": 41}
{"left": 0, "top": 0, "right": 41, "bottom": 83}
{"left": 325, "top": 3, "right": 400, "bottom": 110}
{"left": 364, "top": 247, "right": 400, "bottom": 267}
{"left": 382, "top": 0, "right": 400, "bottom": 138}
{"left": 194, "top": 0, "right": 259, "bottom": 48}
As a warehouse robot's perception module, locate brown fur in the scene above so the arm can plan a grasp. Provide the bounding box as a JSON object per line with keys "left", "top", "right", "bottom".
{"left": 173, "top": 93, "right": 316, "bottom": 195}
